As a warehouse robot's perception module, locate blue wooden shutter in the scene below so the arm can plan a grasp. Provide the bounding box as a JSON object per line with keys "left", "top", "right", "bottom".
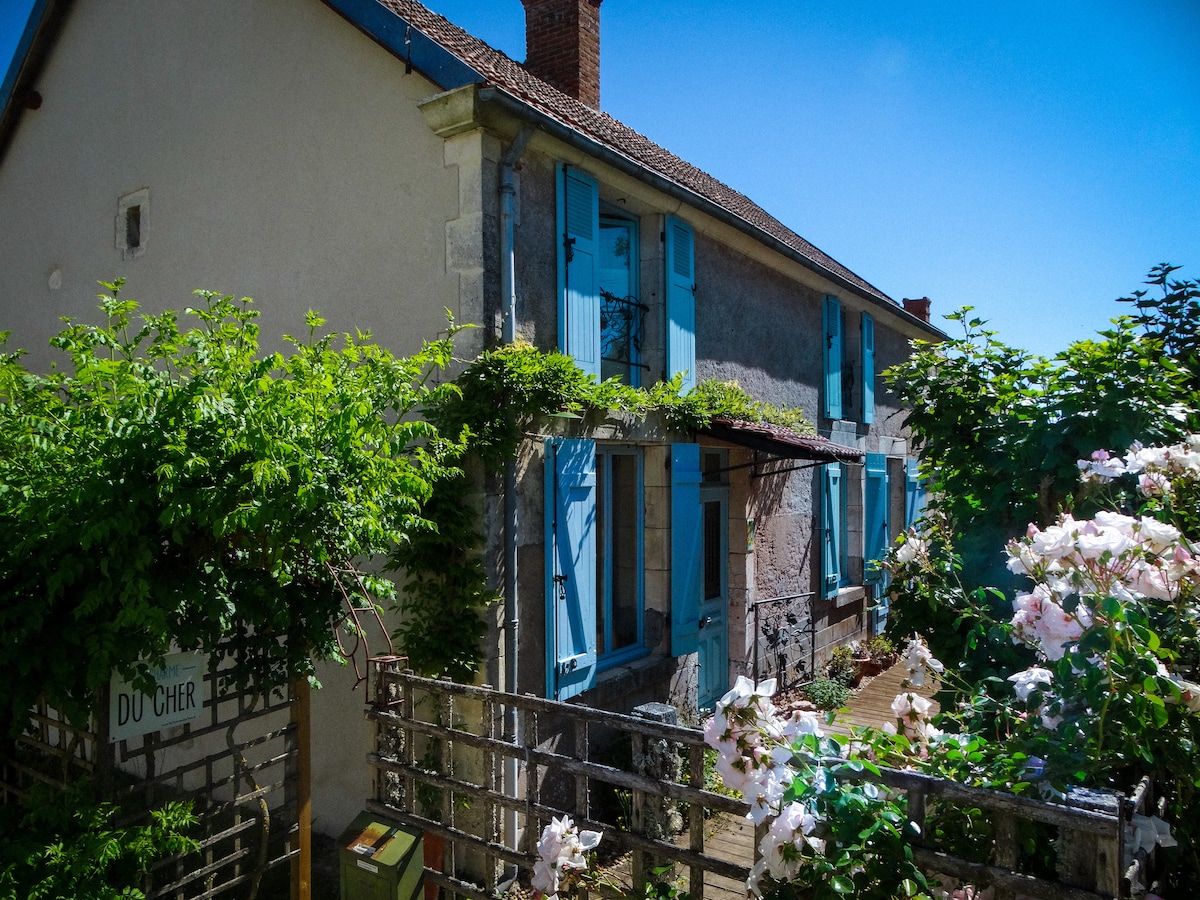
{"left": 905, "top": 457, "right": 926, "bottom": 527}
{"left": 545, "top": 438, "right": 597, "bottom": 700}
{"left": 864, "top": 453, "right": 889, "bottom": 583}
{"left": 861, "top": 312, "right": 875, "bottom": 425}
{"left": 665, "top": 216, "right": 696, "bottom": 392}
{"left": 823, "top": 296, "right": 842, "bottom": 419}
{"left": 821, "top": 463, "right": 842, "bottom": 599}
{"left": 670, "top": 443, "right": 703, "bottom": 655}
{"left": 556, "top": 164, "right": 601, "bottom": 379}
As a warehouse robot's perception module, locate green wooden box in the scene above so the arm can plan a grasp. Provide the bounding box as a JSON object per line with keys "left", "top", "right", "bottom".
{"left": 338, "top": 811, "right": 424, "bottom": 900}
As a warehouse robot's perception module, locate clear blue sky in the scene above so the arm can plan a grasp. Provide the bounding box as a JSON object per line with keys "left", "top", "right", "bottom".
{"left": 3, "top": 0, "right": 1197, "bottom": 358}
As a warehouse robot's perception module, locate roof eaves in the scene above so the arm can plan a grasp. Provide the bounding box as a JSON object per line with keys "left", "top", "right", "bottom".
{"left": 0, "top": 0, "right": 71, "bottom": 167}
{"left": 326, "top": 1, "right": 946, "bottom": 340}
{"left": 322, "top": 0, "right": 483, "bottom": 91}
{"left": 476, "top": 84, "right": 946, "bottom": 339}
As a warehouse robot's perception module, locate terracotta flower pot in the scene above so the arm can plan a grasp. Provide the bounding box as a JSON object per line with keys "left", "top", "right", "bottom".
{"left": 855, "top": 658, "right": 885, "bottom": 677}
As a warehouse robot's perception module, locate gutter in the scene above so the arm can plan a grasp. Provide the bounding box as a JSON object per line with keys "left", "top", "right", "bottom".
{"left": 0, "top": 0, "right": 72, "bottom": 167}
{"left": 499, "top": 125, "right": 533, "bottom": 875}
{"left": 476, "top": 85, "right": 946, "bottom": 340}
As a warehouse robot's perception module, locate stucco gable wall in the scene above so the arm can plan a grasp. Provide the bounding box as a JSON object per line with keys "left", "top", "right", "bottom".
{"left": 0, "top": 0, "right": 475, "bottom": 371}
{"left": 0, "top": 0, "right": 493, "bottom": 837}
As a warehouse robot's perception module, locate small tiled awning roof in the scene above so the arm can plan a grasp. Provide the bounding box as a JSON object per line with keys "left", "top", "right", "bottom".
{"left": 702, "top": 416, "right": 864, "bottom": 463}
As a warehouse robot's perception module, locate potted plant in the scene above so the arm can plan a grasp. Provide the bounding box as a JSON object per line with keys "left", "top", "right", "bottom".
{"left": 855, "top": 636, "right": 897, "bottom": 677}
{"left": 826, "top": 645, "right": 860, "bottom": 686}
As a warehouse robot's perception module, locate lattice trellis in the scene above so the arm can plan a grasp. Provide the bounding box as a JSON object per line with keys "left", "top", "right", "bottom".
{"left": 1, "top": 653, "right": 299, "bottom": 900}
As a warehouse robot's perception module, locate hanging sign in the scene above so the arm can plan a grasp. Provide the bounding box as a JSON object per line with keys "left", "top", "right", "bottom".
{"left": 109, "top": 652, "right": 206, "bottom": 743}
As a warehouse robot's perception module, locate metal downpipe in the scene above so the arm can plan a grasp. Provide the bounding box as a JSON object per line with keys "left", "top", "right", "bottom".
{"left": 499, "top": 125, "right": 533, "bottom": 876}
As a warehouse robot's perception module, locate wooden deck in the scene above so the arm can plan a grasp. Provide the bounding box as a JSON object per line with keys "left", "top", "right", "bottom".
{"left": 601, "top": 663, "right": 939, "bottom": 900}
{"left": 826, "top": 660, "right": 940, "bottom": 736}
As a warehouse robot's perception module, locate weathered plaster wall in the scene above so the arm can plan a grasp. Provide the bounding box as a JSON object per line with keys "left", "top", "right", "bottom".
{"left": 0, "top": 0, "right": 472, "bottom": 371}
{"left": 0, "top": 0, "right": 492, "bottom": 837}
{"left": 694, "top": 235, "right": 823, "bottom": 413}
{"left": 511, "top": 152, "right": 559, "bottom": 353}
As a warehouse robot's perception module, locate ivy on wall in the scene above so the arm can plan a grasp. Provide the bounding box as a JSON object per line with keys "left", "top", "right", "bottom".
{"left": 393, "top": 340, "right": 815, "bottom": 678}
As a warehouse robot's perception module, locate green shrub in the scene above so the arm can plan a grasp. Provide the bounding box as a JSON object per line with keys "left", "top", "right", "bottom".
{"left": 800, "top": 677, "right": 850, "bottom": 711}
{"left": 0, "top": 781, "right": 197, "bottom": 900}
{"left": 862, "top": 636, "right": 896, "bottom": 663}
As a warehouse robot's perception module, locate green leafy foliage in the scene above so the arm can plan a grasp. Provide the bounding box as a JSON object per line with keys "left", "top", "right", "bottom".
{"left": 634, "top": 866, "right": 691, "bottom": 900}
{"left": 883, "top": 267, "right": 1200, "bottom": 672}
{"left": 801, "top": 677, "right": 851, "bottom": 710}
{"left": 885, "top": 270, "right": 1198, "bottom": 592}
{"left": 860, "top": 636, "right": 895, "bottom": 664}
{"left": 390, "top": 470, "right": 494, "bottom": 681}
{"left": 1117, "top": 263, "right": 1200, "bottom": 396}
{"left": 883, "top": 511, "right": 1030, "bottom": 684}
{"left": 0, "top": 781, "right": 198, "bottom": 900}
{"left": 764, "top": 733, "right": 930, "bottom": 900}
{"left": 875, "top": 266, "right": 1200, "bottom": 889}
{"left": 424, "top": 341, "right": 814, "bottom": 469}
{"left": 0, "top": 282, "right": 464, "bottom": 733}
{"left": 825, "top": 647, "right": 859, "bottom": 687}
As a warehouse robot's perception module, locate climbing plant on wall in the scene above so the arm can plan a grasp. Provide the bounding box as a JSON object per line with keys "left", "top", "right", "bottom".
{"left": 393, "top": 339, "right": 817, "bottom": 678}
{"left": 0, "top": 281, "right": 466, "bottom": 737}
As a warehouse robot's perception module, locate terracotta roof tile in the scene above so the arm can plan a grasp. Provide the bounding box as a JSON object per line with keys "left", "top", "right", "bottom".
{"left": 377, "top": 0, "right": 895, "bottom": 306}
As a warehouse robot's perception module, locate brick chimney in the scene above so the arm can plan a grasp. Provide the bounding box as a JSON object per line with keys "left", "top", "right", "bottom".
{"left": 902, "top": 296, "right": 932, "bottom": 323}
{"left": 520, "top": 0, "right": 603, "bottom": 108}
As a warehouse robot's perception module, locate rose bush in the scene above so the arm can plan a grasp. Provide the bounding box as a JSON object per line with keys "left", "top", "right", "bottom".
{"left": 704, "top": 676, "right": 930, "bottom": 899}
{"left": 704, "top": 435, "right": 1200, "bottom": 896}
{"left": 880, "top": 435, "right": 1200, "bottom": 890}
{"left": 531, "top": 815, "right": 602, "bottom": 900}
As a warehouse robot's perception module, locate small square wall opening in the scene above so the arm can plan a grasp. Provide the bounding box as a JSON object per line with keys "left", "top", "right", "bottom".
{"left": 116, "top": 188, "right": 149, "bottom": 260}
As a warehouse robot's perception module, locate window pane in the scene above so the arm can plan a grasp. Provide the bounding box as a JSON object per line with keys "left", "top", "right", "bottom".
{"left": 702, "top": 451, "right": 724, "bottom": 483}
{"left": 599, "top": 219, "right": 639, "bottom": 385}
{"left": 609, "top": 454, "right": 639, "bottom": 651}
{"left": 703, "top": 499, "right": 722, "bottom": 602}
{"left": 599, "top": 221, "right": 632, "bottom": 293}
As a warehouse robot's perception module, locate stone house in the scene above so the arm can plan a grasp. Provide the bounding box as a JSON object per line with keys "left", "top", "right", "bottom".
{"left": 0, "top": 0, "right": 943, "bottom": 833}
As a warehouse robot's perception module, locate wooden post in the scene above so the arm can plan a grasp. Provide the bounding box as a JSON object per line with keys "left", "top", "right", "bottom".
{"left": 94, "top": 685, "right": 115, "bottom": 801}
{"left": 290, "top": 678, "right": 312, "bottom": 900}
{"left": 992, "top": 811, "right": 1017, "bottom": 900}
{"left": 688, "top": 745, "right": 706, "bottom": 900}
{"left": 1058, "top": 787, "right": 1122, "bottom": 896}
{"left": 524, "top": 700, "right": 540, "bottom": 859}
{"left": 630, "top": 729, "right": 647, "bottom": 888}
{"left": 907, "top": 786, "right": 926, "bottom": 846}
